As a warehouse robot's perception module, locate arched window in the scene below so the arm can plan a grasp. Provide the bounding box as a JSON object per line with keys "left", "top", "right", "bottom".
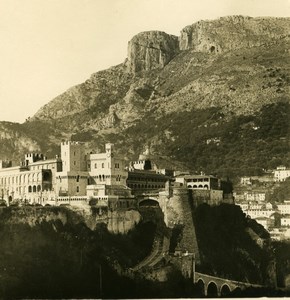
{"left": 28, "top": 186, "right": 32, "bottom": 193}
{"left": 76, "top": 175, "right": 80, "bottom": 182}
{"left": 33, "top": 186, "right": 36, "bottom": 193}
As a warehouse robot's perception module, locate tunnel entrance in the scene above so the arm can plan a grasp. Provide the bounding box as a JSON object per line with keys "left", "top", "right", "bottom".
{"left": 139, "top": 199, "right": 159, "bottom": 208}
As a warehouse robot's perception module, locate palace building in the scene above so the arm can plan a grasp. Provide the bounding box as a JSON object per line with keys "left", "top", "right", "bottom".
{"left": 0, "top": 141, "right": 134, "bottom": 208}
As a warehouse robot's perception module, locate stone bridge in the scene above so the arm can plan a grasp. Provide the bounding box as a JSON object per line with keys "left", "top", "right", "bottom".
{"left": 194, "top": 271, "right": 264, "bottom": 297}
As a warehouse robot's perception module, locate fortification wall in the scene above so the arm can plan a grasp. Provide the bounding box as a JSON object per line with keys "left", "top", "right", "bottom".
{"left": 160, "top": 187, "right": 200, "bottom": 263}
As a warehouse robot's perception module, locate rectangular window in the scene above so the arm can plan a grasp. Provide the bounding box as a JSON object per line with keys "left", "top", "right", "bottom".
{"left": 95, "top": 163, "right": 97, "bottom": 169}
{"left": 74, "top": 161, "right": 76, "bottom": 165}
{"left": 77, "top": 186, "right": 79, "bottom": 193}
{"left": 102, "top": 163, "right": 104, "bottom": 168}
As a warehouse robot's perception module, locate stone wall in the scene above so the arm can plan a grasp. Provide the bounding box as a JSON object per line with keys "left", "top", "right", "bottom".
{"left": 190, "top": 189, "right": 224, "bottom": 207}
{"left": 161, "top": 187, "right": 200, "bottom": 263}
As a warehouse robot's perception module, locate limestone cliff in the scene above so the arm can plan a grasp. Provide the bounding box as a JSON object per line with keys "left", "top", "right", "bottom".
{"left": 179, "top": 16, "right": 290, "bottom": 53}
{"left": 0, "top": 122, "right": 40, "bottom": 161}
{"left": 126, "top": 31, "right": 179, "bottom": 73}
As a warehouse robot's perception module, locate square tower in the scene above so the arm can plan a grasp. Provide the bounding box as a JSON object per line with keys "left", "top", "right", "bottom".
{"left": 61, "top": 141, "right": 87, "bottom": 172}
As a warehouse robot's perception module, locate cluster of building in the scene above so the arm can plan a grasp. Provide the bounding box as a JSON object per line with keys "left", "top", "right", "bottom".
{"left": 0, "top": 141, "right": 230, "bottom": 210}
{"left": 234, "top": 167, "right": 290, "bottom": 241}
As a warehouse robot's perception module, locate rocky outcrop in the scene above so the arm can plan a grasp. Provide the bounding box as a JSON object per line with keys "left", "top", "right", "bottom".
{"left": 179, "top": 16, "right": 290, "bottom": 53}
{"left": 0, "top": 122, "right": 40, "bottom": 160}
{"left": 127, "top": 31, "right": 179, "bottom": 73}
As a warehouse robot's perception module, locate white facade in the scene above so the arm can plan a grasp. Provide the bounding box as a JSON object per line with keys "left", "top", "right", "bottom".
{"left": 274, "top": 166, "right": 290, "bottom": 182}
{"left": 277, "top": 202, "right": 290, "bottom": 214}
{"left": 245, "top": 209, "right": 275, "bottom": 219}
{"left": 0, "top": 141, "right": 133, "bottom": 207}
{"left": 281, "top": 217, "right": 290, "bottom": 227}
{"left": 245, "top": 192, "right": 266, "bottom": 202}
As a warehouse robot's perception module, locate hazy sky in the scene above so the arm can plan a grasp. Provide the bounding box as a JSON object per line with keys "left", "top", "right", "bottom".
{"left": 0, "top": 0, "right": 289, "bottom": 123}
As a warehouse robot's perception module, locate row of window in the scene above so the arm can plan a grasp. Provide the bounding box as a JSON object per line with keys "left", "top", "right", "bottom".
{"left": 28, "top": 185, "right": 42, "bottom": 193}
{"left": 89, "top": 162, "right": 120, "bottom": 169}
{"left": 186, "top": 178, "right": 210, "bottom": 182}
{"left": 1, "top": 186, "right": 53, "bottom": 195}
{"left": 0, "top": 173, "right": 42, "bottom": 185}
{"left": 58, "top": 197, "right": 87, "bottom": 202}
{"left": 128, "top": 177, "right": 166, "bottom": 182}
{"left": 30, "top": 164, "right": 54, "bottom": 171}
{"left": 188, "top": 185, "right": 209, "bottom": 189}
{"left": 127, "top": 183, "right": 165, "bottom": 189}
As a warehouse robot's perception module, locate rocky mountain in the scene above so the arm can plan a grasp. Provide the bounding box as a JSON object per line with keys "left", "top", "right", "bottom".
{"left": 1, "top": 16, "right": 290, "bottom": 177}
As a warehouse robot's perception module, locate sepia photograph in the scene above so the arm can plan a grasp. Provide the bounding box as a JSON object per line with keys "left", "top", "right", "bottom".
{"left": 0, "top": 0, "right": 290, "bottom": 298}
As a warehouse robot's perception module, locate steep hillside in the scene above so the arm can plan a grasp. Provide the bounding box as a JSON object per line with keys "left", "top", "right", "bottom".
{"left": 0, "top": 16, "right": 289, "bottom": 176}
{"left": 0, "top": 206, "right": 195, "bottom": 299}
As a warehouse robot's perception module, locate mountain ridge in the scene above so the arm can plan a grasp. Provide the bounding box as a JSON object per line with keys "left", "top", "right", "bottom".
{"left": 0, "top": 15, "right": 289, "bottom": 177}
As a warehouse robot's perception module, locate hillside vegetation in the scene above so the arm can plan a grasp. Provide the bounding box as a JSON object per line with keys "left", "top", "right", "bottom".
{"left": 0, "top": 16, "right": 289, "bottom": 178}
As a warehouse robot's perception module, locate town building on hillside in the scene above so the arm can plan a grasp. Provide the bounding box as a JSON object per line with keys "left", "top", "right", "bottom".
{"left": 233, "top": 191, "right": 266, "bottom": 203}
{"left": 240, "top": 177, "right": 252, "bottom": 185}
{"left": 281, "top": 216, "right": 290, "bottom": 227}
{"left": 274, "top": 166, "right": 290, "bottom": 182}
{"left": 245, "top": 191, "right": 266, "bottom": 202}
{"left": 277, "top": 201, "right": 290, "bottom": 214}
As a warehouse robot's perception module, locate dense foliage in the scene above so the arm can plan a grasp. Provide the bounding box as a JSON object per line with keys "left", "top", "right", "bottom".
{"left": 193, "top": 203, "right": 273, "bottom": 284}
{"left": 269, "top": 177, "right": 290, "bottom": 202}
{"left": 121, "top": 101, "right": 290, "bottom": 178}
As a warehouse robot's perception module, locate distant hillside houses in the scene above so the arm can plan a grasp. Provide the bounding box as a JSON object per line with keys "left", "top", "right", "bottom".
{"left": 274, "top": 166, "right": 290, "bottom": 182}
{"left": 0, "top": 141, "right": 231, "bottom": 209}
{"left": 236, "top": 200, "right": 290, "bottom": 241}
{"left": 239, "top": 165, "right": 290, "bottom": 185}
{"left": 234, "top": 165, "right": 290, "bottom": 240}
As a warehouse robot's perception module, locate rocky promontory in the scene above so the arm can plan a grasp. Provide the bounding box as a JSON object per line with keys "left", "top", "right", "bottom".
{"left": 126, "top": 31, "right": 179, "bottom": 73}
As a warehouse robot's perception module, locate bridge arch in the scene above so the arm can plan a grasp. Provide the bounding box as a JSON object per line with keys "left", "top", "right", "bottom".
{"left": 220, "top": 284, "right": 231, "bottom": 296}
{"left": 195, "top": 279, "right": 205, "bottom": 297}
{"left": 139, "top": 199, "right": 160, "bottom": 208}
{"left": 207, "top": 281, "right": 218, "bottom": 297}
{"left": 232, "top": 286, "right": 242, "bottom": 296}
